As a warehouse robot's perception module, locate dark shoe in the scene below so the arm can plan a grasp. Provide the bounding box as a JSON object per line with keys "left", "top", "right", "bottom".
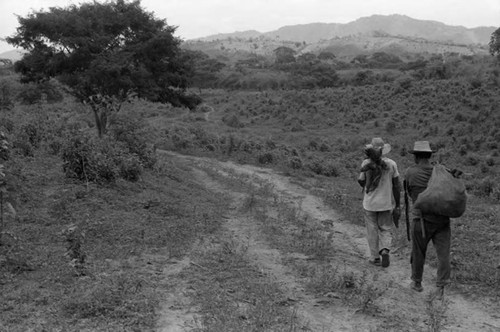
{"left": 369, "top": 258, "right": 381, "bottom": 266}
{"left": 381, "top": 250, "right": 390, "bottom": 268}
{"left": 411, "top": 281, "right": 423, "bottom": 292}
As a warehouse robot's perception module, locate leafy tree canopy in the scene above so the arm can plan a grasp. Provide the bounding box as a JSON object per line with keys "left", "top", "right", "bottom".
{"left": 273, "top": 46, "right": 296, "bottom": 64}
{"left": 490, "top": 27, "right": 500, "bottom": 60}
{"left": 7, "top": 0, "right": 199, "bottom": 110}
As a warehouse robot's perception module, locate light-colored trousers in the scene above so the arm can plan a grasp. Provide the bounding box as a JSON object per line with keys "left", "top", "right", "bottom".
{"left": 364, "top": 209, "right": 392, "bottom": 260}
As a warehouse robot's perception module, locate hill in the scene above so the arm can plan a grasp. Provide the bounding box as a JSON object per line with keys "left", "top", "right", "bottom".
{"left": 0, "top": 49, "right": 25, "bottom": 62}
{"left": 187, "top": 14, "right": 495, "bottom": 61}
{"left": 198, "top": 14, "right": 495, "bottom": 45}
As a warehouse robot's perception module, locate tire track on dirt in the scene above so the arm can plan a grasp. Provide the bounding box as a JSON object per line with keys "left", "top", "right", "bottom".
{"left": 159, "top": 151, "right": 500, "bottom": 331}
{"left": 187, "top": 165, "right": 376, "bottom": 331}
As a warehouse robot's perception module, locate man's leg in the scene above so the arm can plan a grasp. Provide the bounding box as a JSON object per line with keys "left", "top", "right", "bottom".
{"left": 364, "top": 209, "right": 380, "bottom": 261}
{"left": 432, "top": 223, "right": 451, "bottom": 288}
{"left": 377, "top": 210, "right": 392, "bottom": 267}
{"left": 411, "top": 219, "right": 429, "bottom": 285}
{"left": 377, "top": 210, "right": 392, "bottom": 252}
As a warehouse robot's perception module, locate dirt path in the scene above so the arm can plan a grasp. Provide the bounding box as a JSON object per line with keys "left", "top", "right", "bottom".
{"left": 158, "top": 151, "right": 500, "bottom": 331}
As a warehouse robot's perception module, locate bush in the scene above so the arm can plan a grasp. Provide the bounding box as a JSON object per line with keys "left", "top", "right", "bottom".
{"left": 118, "top": 155, "right": 143, "bottom": 181}
{"left": 61, "top": 134, "right": 144, "bottom": 184}
{"left": 12, "top": 137, "right": 35, "bottom": 157}
{"left": 0, "top": 117, "right": 14, "bottom": 133}
{"left": 19, "top": 122, "right": 44, "bottom": 148}
{"left": 288, "top": 156, "right": 303, "bottom": 169}
{"left": 257, "top": 151, "right": 274, "bottom": 164}
{"left": 222, "top": 114, "right": 244, "bottom": 128}
{"left": 306, "top": 158, "right": 340, "bottom": 177}
{"left": 0, "top": 80, "right": 14, "bottom": 109}
{"left": 109, "top": 113, "right": 157, "bottom": 169}
{"left": 468, "top": 177, "right": 495, "bottom": 197}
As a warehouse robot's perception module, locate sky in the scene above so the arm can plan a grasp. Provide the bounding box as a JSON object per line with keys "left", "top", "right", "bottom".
{"left": 0, "top": 0, "right": 499, "bottom": 53}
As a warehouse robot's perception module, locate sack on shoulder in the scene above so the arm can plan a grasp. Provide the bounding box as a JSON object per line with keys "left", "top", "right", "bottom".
{"left": 414, "top": 164, "right": 467, "bottom": 218}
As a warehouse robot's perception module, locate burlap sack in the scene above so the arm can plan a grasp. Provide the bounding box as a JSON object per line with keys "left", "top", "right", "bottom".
{"left": 414, "top": 165, "right": 467, "bottom": 218}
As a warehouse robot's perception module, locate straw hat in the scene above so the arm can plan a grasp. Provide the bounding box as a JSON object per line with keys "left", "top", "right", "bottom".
{"left": 365, "top": 137, "right": 391, "bottom": 155}
{"left": 409, "top": 141, "right": 434, "bottom": 154}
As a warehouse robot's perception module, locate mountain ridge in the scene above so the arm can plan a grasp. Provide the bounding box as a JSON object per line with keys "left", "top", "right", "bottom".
{"left": 194, "top": 14, "right": 496, "bottom": 45}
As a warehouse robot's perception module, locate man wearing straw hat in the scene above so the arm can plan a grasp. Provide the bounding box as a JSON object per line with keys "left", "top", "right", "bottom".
{"left": 404, "top": 141, "right": 450, "bottom": 300}
{"left": 358, "top": 137, "right": 401, "bottom": 268}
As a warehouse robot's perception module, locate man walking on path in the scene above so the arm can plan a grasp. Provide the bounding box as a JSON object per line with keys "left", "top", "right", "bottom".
{"left": 358, "top": 137, "right": 401, "bottom": 268}
{"left": 404, "top": 141, "right": 451, "bottom": 300}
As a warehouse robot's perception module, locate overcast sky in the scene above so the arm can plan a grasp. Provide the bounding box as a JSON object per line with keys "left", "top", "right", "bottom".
{"left": 1, "top": 0, "right": 499, "bottom": 53}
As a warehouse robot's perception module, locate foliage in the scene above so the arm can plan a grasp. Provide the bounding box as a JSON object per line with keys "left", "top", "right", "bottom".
{"left": 16, "top": 80, "right": 64, "bottom": 105}
{"left": 61, "top": 133, "right": 144, "bottom": 184}
{"left": 181, "top": 50, "right": 226, "bottom": 87}
{"left": 489, "top": 27, "right": 500, "bottom": 60}
{"left": 7, "top": 0, "right": 200, "bottom": 136}
{"left": 109, "top": 112, "right": 157, "bottom": 169}
{"left": 0, "top": 80, "right": 14, "bottom": 110}
{"left": 274, "top": 46, "right": 296, "bottom": 64}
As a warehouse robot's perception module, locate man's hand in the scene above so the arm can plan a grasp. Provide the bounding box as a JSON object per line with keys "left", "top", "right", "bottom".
{"left": 392, "top": 207, "right": 401, "bottom": 228}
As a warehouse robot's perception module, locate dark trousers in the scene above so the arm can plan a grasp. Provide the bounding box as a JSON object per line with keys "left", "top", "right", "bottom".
{"left": 411, "top": 219, "right": 451, "bottom": 287}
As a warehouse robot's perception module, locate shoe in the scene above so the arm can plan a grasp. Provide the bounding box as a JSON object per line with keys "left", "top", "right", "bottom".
{"left": 381, "top": 250, "right": 390, "bottom": 268}
{"left": 411, "top": 281, "right": 423, "bottom": 292}
{"left": 369, "top": 258, "right": 381, "bottom": 266}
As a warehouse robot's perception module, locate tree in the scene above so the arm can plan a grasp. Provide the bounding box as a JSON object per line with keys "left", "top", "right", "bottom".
{"left": 181, "top": 50, "right": 225, "bottom": 88}
{"left": 297, "top": 52, "right": 317, "bottom": 64}
{"left": 7, "top": 0, "right": 199, "bottom": 137}
{"left": 273, "top": 46, "right": 296, "bottom": 64}
{"left": 489, "top": 27, "right": 500, "bottom": 60}
{"left": 318, "top": 51, "right": 336, "bottom": 61}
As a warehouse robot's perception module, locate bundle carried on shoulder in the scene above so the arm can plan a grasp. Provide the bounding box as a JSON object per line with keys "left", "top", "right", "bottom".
{"left": 414, "top": 164, "right": 467, "bottom": 218}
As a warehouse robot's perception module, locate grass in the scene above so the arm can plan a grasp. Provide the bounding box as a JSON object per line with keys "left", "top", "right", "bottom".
{"left": 0, "top": 148, "right": 227, "bottom": 331}
{"left": 184, "top": 238, "right": 301, "bottom": 332}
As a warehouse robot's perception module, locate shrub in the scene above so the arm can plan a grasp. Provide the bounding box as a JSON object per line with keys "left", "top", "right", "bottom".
{"left": 385, "top": 120, "right": 396, "bottom": 134}
{"left": 257, "top": 151, "right": 274, "bottom": 164}
{"left": 468, "top": 177, "right": 495, "bottom": 197}
{"left": 19, "top": 122, "right": 44, "bottom": 148}
{"left": 396, "top": 76, "right": 414, "bottom": 90}
{"left": 109, "top": 113, "right": 157, "bottom": 169}
{"left": 0, "top": 117, "right": 14, "bottom": 133}
{"left": 0, "top": 80, "right": 14, "bottom": 109}
{"left": 118, "top": 155, "right": 143, "bottom": 182}
{"left": 306, "top": 158, "right": 340, "bottom": 177}
{"left": 61, "top": 134, "right": 143, "bottom": 184}
{"left": 222, "top": 114, "right": 244, "bottom": 128}
{"left": 288, "top": 156, "right": 303, "bottom": 169}
{"left": 464, "top": 154, "right": 480, "bottom": 166}
{"left": 12, "top": 137, "right": 35, "bottom": 157}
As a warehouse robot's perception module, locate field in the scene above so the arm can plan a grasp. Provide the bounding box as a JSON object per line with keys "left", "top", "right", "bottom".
{"left": 1, "top": 57, "right": 500, "bottom": 331}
